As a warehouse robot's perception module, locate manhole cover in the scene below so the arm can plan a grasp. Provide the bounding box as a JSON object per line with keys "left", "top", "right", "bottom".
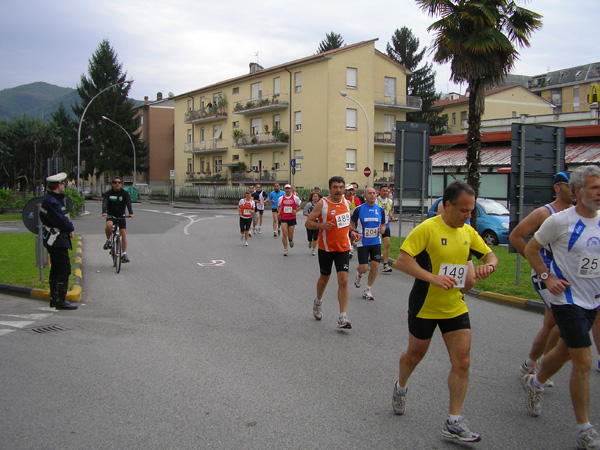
{"left": 24, "top": 324, "right": 69, "bottom": 334}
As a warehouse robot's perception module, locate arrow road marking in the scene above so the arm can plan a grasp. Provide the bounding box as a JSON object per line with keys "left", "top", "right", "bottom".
{"left": 198, "top": 260, "right": 226, "bottom": 267}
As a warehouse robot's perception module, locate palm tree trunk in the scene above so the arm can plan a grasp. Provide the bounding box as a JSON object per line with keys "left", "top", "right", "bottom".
{"left": 466, "top": 78, "right": 486, "bottom": 230}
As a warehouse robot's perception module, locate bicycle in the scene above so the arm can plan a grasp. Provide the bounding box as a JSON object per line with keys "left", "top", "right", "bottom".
{"left": 105, "top": 215, "right": 130, "bottom": 273}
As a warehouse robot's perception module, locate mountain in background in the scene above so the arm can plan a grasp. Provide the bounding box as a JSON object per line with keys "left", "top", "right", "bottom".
{"left": 0, "top": 82, "right": 142, "bottom": 121}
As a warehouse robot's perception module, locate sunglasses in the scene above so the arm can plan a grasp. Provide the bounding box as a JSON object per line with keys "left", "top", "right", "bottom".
{"left": 112, "top": 181, "right": 122, "bottom": 184}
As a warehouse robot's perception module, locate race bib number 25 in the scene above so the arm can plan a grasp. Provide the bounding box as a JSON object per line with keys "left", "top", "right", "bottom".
{"left": 577, "top": 255, "right": 600, "bottom": 278}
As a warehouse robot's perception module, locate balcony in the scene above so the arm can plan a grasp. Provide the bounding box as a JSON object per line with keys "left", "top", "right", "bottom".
{"left": 185, "top": 172, "right": 227, "bottom": 183}
{"left": 374, "top": 170, "right": 395, "bottom": 183}
{"left": 374, "top": 131, "right": 396, "bottom": 146}
{"left": 184, "top": 139, "right": 229, "bottom": 153}
{"left": 184, "top": 105, "right": 227, "bottom": 124}
{"left": 232, "top": 93, "right": 289, "bottom": 115}
{"left": 231, "top": 170, "right": 282, "bottom": 183}
{"left": 232, "top": 131, "right": 289, "bottom": 149}
{"left": 374, "top": 92, "right": 422, "bottom": 112}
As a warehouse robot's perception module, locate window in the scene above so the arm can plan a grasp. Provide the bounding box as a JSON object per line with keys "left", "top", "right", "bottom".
{"left": 273, "top": 114, "right": 280, "bottom": 131}
{"left": 294, "top": 150, "right": 302, "bottom": 170}
{"left": 187, "top": 158, "right": 192, "bottom": 173}
{"left": 200, "top": 157, "right": 205, "bottom": 172}
{"left": 251, "top": 153, "right": 262, "bottom": 172}
{"left": 213, "top": 93, "right": 221, "bottom": 104}
{"left": 346, "top": 149, "right": 356, "bottom": 170}
{"left": 232, "top": 121, "right": 239, "bottom": 128}
{"left": 200, "top": 97, "right": 205, "bottom": 110}
{"left": 200, "top": 127, "right": 205, "bottom": 142}
{"left": 273, "top": 152, "right": 280, "bottom": 170}
{"left": 251, "top": 118, "right": 262, "bottom": 136}
{"left": 187, "top": 99, "right": 193, "bottom": 112}
{"left": 251, "top": 82, "right": 262, "bottom": 101}
{"left": 452, "top": 112, "right": 456, "bottom": 126}
{"left": 346, "top": 108, "right": 357, "bottom": 129}
{"left": 573, "top": 86, "right": 580, "bottom": 112}
{"left": 232, "top": 87, "right": 239, "bottom": 95}
{"left": 215, "top": 158, "right": 223, "bottom": 173}
{"left": 383, "top": 152, "right": 394, "bottom": 172}
{"left": 294, "top": 111, "right": 302, "bottom": 132}
{"left": 232, "top": 154, "right": 239, "bottom": 161}
{"left": 346, "top": 67, "right": 357, "bottom": 88}
{"left": 213, "top": 125, "right": 222, "bottom": 143}
{"left": 187, "top": 129, "right": 192, "bottom": 143}
{"left": 273, "top": 77, "right": 280, "bottom": 95}
{"left": 512, "top": 111, "right": 517, "bottom": 118}
{"left": 384, "top": 77, "right": 396, "bottom": 103}
{"left": 384, "top": 114, "right": 396, "bottom": 132}
{"left": 294, "top": 72, "right": 302, "bottom": 93}
{"left": 460, "top": 111, "right": 467, "bottom": 127}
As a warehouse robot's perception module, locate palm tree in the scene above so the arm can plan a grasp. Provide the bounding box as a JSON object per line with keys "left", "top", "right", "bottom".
{"left": 416, "top": 0, "right": 542, "bottom": 197}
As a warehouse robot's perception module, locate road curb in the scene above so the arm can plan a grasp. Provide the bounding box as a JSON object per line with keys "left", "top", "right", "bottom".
{"left": 0, "top": 235, "right": 83, "bottom": 303}
{"left": 391, "top": 259, "right": 545, "bottom": 314}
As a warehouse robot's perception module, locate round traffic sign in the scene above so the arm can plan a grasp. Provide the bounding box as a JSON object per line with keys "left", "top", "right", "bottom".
{"left": 364, "top": 167, "right": 371, "bottom": 177}
{"left": 22, "top": 197, "right": 44, "bottom": 234}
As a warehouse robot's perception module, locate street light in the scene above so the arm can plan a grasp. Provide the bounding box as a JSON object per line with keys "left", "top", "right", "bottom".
{"left": 340, "top": 90, "right": 370, "bottom": 186}
{"left": 101, "top": 116, "right": 136, "bottom": 187}
{"left": 76, "top": 79, "right": 134, "bottom": 190}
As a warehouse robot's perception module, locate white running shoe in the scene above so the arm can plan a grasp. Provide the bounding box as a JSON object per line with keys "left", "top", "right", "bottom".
{"left": 354, "top": 272, "right": 362, "bottom": 288}
{"left": 313, "top": 300, "right": 322, "bottom": 320}
{"left": 273, "top": 231, "right": 277, "bottom": 237}
{"left": 244, "top": 241, "right": 248, "bottom": 247}
{"left": 577, "top": 427, "right": 600, "bottom": 450}
{"left": 521, "top": 374, "right": 542, "bottom": 417}
{"left": 289, "top": 239, "right": 294, "bottom": 248}
{"left": 382, "top": 263, "right": 393, "bottom": 273}
{"left": 441, "top": 418, "right": 481, "bottom": 443}
{"left": 311, "top": 249, "right": 316, "bottom": 256}
{"left": 362, "top": 290, "right": 374, "bottom": 301}
{"left": 283, "top": 249, "right": 288, "bottom": 256}
{"left": 392, "top": 381, "right": 406, "bottom": 415}
{"left": 337, "top": 315, "right": 352, "bottom": 329}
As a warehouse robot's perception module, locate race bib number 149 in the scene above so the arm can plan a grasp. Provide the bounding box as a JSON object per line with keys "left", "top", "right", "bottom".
{"left": 438, "top": 263, "right": 468, "bottom": 288}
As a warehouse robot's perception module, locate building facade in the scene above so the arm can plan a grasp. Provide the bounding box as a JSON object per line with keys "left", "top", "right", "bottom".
{"left": 136, "top": 94, "right": 175, "bottom": 186}
{"left": 173, "top": 40, "right": 421, "bottom": 189}
{"left": 528, "top": 62, "right": 600, "bottom": 114}
{"left": 433, "top": 85, "right": 554, "bottom": 134}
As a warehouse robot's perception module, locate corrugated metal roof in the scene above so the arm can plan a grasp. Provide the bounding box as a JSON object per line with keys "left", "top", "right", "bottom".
{"left": 431, "top": 142, "right": 600, "bottom": 167}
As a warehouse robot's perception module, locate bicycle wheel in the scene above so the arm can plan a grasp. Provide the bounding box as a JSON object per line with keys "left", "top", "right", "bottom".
{"left": 110, "top": 232, "right": 117, "bottom": 266}
{"left": 114, "top": 236, "right": 122, "bottom": 274}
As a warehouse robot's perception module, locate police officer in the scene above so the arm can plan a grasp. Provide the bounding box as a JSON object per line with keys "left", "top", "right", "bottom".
{"left": 39, "top": 172, "right": 78, "bottom": 310}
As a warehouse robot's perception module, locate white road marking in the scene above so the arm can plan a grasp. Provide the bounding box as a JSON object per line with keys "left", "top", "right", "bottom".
{"left": 0, "top": 320, "right": 36, "bottom": 329}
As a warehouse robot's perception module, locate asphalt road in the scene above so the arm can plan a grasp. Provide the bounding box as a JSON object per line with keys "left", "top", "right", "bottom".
{"left": 1, "top": 201, "right": 599, "bottom": 449}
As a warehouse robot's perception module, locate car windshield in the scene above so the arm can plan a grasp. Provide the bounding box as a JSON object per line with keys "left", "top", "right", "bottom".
{"left": 479, "top": 199, "right": 509, "bottom": 216}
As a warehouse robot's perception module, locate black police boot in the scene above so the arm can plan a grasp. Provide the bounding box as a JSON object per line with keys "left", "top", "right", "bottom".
{"left": 49, "top": 280, "right": 59, "bottom": 308}
{"left": 55, "top": 282, "right": 78, "bottom": 310}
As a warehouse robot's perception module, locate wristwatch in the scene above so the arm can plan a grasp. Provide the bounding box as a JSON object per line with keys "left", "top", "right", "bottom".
{"left": 540, "top": 272, "right": 549, "bottom": 280}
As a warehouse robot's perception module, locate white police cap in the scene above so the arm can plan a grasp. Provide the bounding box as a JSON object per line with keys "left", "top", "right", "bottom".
{"left": 46, "top": 172, "right": 68, "bottom": 182}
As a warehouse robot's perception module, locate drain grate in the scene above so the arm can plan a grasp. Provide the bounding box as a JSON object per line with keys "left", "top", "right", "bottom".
{"left": 24, "top": 324, "right": 69, "bottom": 334}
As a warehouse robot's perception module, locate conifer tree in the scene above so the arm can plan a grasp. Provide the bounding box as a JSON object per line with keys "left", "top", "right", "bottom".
{"left": 72, "top": 39, "right": 145, "bottom": 183}
{"left": 386, "top": 27, "right": 447, "bottom": 135}
{"left": 317, "top": 32, "right": 344, "bottom": 53}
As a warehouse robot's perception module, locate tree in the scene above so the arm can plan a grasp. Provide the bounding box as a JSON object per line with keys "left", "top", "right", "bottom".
{"left": 416, "top": 0, "right": 542, "bottom": 198}
{"left": 386, "top": 27, "right": 447, "bottom": 135}
{"left": 72, "top": 39, "right": 146, "bottom": 184}
{"left": 51, "top": 103, "right": 77, "bottom": 169}
{"left": 317, "top": 32, "right": 344, "bottom": 53}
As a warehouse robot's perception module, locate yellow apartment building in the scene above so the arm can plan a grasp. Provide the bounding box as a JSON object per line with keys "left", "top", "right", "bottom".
{"left": 433, "top": 85, "right": 554, "bottom": 134}
{"left": 172, "top": 39, "right": 421, "bottom": 189}
{"left": 529, "top": 62, "right": 600, "bottom": 114}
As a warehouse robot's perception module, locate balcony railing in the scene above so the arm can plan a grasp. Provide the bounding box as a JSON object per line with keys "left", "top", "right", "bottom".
{"left": 232, "top": 93, "right": 289, "bottom": 115}
{"left": 374, "top": 131, "right": 396, "bottom": 145}
{"left": 374, "top": 92, "right": 422, "bottom": 111}
{"left": 232, "top": 131, "right": 289, "bottom": 149}
{"left": 185, "top": 172, "right": 227, "bottom": 183}
{"left": 231, "top": 171, "right": 282, "bottom": 182}
{"left": 374, "top": 170, "right": 395, "bottom": 182}
{"left": 184, "top": 139, "right": 229, "bottom": 153}
{"left": 184, "top": 105, "right": 227, "bottom": 124}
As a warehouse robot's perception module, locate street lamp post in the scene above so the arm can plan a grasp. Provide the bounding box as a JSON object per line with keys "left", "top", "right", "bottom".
{"left": 340, "top": 90, "right": 370, "bottom": 187}
{"left": 76, "top": 79, "right": 133, "bottom": 190}
{"left": 101, "top": 116, "right": 136, "bottom": 187}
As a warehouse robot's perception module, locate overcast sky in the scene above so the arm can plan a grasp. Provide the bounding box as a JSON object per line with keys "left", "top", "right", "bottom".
{"left": 1, "top": 0, "right": 598, "bottom": 101}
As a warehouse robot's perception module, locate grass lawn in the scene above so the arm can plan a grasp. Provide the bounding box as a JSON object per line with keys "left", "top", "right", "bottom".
{"left": 389, "top": 237, "right": 540, "bottom": 301}
{"left": 0, "top": 233, "right": 78, "bottom": 290}
{"left": 0, "top": 214, "right": 22, "bottom": 221}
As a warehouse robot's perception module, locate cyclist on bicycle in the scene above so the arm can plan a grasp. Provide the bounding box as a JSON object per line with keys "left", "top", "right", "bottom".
{"left": 102, "top": 176, "right": 134, "bottom": 263}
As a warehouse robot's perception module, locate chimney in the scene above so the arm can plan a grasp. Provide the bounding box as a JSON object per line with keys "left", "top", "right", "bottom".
{"left": 157, "top": 92, "right": 163, "bottom": 101}
{"left": 249, "top": 63, "right": 264, "bottom": 74}
{"left": 144, "top": 96, "right": 149, "bottom": 104}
